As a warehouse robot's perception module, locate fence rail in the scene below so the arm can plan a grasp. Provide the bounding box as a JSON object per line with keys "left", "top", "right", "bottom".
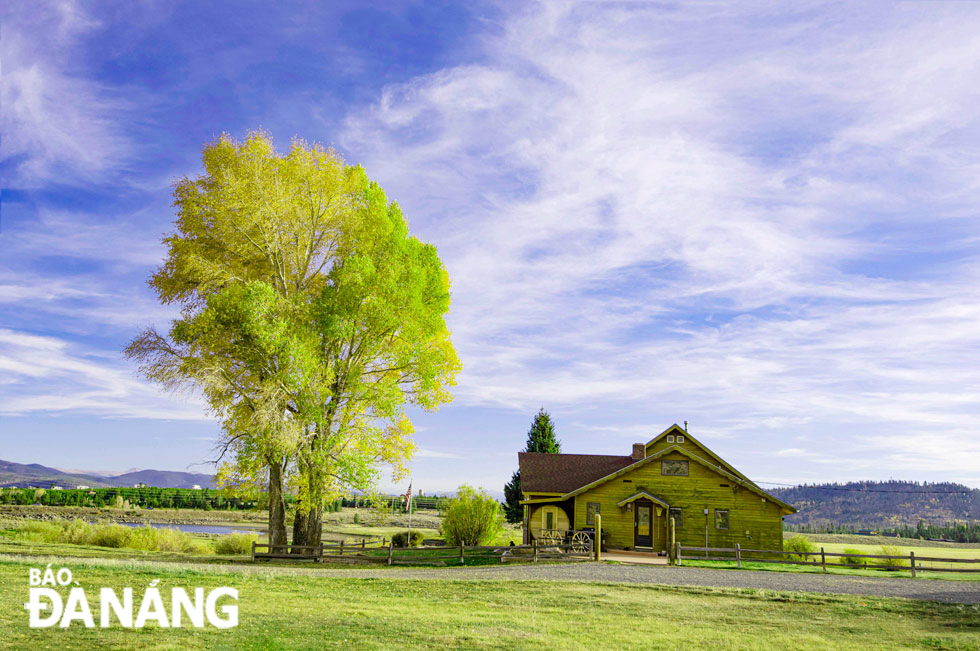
{"left": 676, "top": 543, "right": 980, "bottom": 576}
{"left": 251, "top": 536, "right": 595, "bottom": 565}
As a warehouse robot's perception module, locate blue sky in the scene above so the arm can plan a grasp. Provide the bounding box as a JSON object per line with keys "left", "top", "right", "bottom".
{"left": 4, "top": 1, "right": 980, "bottom": 493}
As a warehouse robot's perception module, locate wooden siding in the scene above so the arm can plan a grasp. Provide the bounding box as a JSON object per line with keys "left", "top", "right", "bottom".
{"left": 573, "top": 450, "right": 784, "bottom": 551}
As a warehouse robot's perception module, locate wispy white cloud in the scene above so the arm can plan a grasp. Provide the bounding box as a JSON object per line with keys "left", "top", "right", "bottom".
{"left": 339, "top": 1, "right": 980, "bottom": 485}
{"left": 0, "top": 328, "right": 208, "bottom": 420}
{"left": 1, "top": 1, "right": 136, "bottom": 188}
{"left": 414, "top": 447, "right": 464, "bottom": 460}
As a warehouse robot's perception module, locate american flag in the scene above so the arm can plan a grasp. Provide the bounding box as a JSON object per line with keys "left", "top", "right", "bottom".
{"left": 403, "top": 481, "right": 413, "bottom": 512}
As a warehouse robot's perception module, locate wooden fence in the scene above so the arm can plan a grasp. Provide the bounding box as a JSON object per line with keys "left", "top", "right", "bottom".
{"left": 676, "top": 544, "right": 980, "bottom": 577}
{"left": 251, "top": 537, "right": 594, "bottom": 565}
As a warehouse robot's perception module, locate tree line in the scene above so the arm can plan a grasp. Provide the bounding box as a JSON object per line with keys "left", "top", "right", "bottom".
{"left": 772, "top": 479, "right": 980, "bottom": 534}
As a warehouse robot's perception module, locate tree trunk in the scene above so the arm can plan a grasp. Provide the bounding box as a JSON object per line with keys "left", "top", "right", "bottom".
{"left": 291, "top": 501, "right": 310, "bottom": 552}
{"left": 305, "top": 505, "right": 323, "bottom": 547}
{"left": 267, "top": 456, "right": 287, "bottom": 551}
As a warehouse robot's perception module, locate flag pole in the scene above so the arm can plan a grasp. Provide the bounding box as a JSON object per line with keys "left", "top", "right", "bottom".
{"left": 407, "top": 479, "right": 413, "bottom": 543}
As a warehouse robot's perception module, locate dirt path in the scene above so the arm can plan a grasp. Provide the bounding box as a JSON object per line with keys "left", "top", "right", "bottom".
{"left": 308, "top": 563, "right": 980, "bottom": 604}
{"left": 5, "top": 552, "right": 977, "bottom": 604}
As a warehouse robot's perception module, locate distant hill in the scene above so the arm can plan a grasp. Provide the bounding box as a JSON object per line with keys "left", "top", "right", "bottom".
{"left": 0, "top": 459, "right": 214, "bottom": 489}
{"left": 770, "top": 480, "right": 980, "bottom": 529}
{"left": 0, "top": 460, "right": 110, "bottom": 488}
{"left": 110, "top": 469, "right": 214, "bottom": 489}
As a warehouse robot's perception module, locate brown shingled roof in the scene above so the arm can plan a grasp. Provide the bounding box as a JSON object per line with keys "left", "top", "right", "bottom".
{"left": 518, "top": 452, "right": 635, "bottom": 494}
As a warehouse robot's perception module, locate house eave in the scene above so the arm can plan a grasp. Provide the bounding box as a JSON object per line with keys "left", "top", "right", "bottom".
{"left": 615, "top": 491, "right": 669, "bottom": 509}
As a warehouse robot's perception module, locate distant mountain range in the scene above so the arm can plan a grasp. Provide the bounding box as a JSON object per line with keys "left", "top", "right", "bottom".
{"left": 0, "top": 459, "right": 215, "bottom": 489}
{"left": 770, "top": 480, "right": 980, "bottom": 529}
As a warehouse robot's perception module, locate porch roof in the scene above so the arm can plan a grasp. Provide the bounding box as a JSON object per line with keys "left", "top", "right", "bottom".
{"left": 616, "top": 491, "right": 669, "bottom": 509}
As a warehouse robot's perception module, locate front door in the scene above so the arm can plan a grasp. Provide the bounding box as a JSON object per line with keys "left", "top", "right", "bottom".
{"left": 635, "top": 501, "right": 653, "bottom": 548}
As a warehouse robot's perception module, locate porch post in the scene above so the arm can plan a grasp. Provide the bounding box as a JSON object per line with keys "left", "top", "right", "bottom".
{"left": 669, "top": 517, "right": 676, "bottom": 565}
{"left": 595, "top": 513, "right": 601, "bottom": 562}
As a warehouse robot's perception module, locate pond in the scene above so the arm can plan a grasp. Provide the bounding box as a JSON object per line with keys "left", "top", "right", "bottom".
{"left": 115, "top": 522, "right": 265, "bottom": 536}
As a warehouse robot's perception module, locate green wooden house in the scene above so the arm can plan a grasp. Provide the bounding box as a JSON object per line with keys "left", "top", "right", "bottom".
{"left": 518, "top": 424, "right": 796, "bottom": 553}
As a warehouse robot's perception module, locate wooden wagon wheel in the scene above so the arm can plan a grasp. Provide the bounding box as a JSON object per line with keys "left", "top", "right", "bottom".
{"left": 570, "top": 530, "right": 592, "bottom": 554}
{"left": 540, "top": 529, "right": 563, "bottom": 548}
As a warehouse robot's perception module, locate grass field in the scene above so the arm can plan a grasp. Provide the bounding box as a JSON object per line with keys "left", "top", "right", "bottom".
{"left": 793, "top": 533, "right": 980, "bottom": 550}
{"left": 678, "top": 534, "right": 980, "bottom": 581}
{"left": 2, "top": 555, "right": 978, "bottom": 650}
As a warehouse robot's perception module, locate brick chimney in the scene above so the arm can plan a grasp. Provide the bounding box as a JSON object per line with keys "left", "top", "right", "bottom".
{"left": 632, "top": 443, "right": 645, "bottom": 460}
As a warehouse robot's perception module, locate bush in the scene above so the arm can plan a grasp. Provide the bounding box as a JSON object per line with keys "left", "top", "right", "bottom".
{"left": 841, "top": 548, "right": 865, "bottom": 566}
{"left": 86, "top": 523, "right": 132, "bottom": 548}
{"left": 215, "top": 532, "right": 258, "bottom": 555}
{"left": 11, "top": 518, "right": 210, "bottom": 554}
{"left": 877, "top": 545, "right": 905, "bottom": 569}
{"left": 392, "top": 530, "right": 424, "bottom": 548}
{"left": 439, "top": 485, "right": 505, "bottom": 547}
{"left": 785, "top": 534, "right": 816, "bottom": 561}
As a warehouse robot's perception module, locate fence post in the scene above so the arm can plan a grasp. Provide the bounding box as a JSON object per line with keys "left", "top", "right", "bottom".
{"left": 339, "top": 540, "right": 344, "bottom": 556}
{"left": 362, "top": 539, "right": 366, "bottom": 551}
{"left": 821, "top": 547, "right": 827, "bottom": 573}
{"left": 595, "top": 514, "right": 602, "bottom": 562}
{"left": 533, "top": 539, "right": 538, "bottom": 563}
{"left": 910, "top": 551, "right": 916, "bottom": 578}
{"left": 676, "top": 542, "right": 682, "bottom": 566}
{"left": 319, "top": 542, "right": 324, "bottom": 562}
{"left": 251, "top": 540, "right": 256, "bottom": 562}
{"left": 735, "top": 543, "right": 741, "bottom": 569}
{"left": 388, "top": 540, "right": 394, "bottom": 566}
{"left": 459, "top": 545, "right": 465, "bottom": 564}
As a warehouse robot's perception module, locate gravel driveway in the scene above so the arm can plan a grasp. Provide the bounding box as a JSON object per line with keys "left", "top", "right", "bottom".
{"left": 309, "top": 563, "right": 980, "bottom": 604}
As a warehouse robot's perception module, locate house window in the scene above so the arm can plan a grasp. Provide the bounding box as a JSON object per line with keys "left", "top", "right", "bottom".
{"left": 669, "top": 507, "right": 683, "bottom": 528}
{"left": 666, "top": 435, "right": 674, "bottom": 442}
{"left": 677, "top": 435, "right": 685, "bottom": 443}
{"left": 662, "top": 460, "right": 689, "bottom": 476}
{"left": 715, "top": 510, "right": 730, "bottom": 530}
{"left": 586, "top": 502, "right": 600, "bottom": 526}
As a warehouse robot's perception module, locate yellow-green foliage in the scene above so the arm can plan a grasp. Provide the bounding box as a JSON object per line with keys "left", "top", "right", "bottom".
{"left": 391, "top": 530, "right": 424, "bottom": 548}
{"left": 841, "top": 548, "right": 865, "bottom": 565}
{"left": 440, "top": 485, "right": 505, "bottom": 546}
{"left": 12, "top": 519, "right": 211, "bottom": 554}
{"left": 214, "top": 532, "right": 259, "bottom": 555}
{"left": 877, "top": 544, "right": 906, "bottom": 568}
{"left": 785, "top": 534, "right": 816, "bottom": 561}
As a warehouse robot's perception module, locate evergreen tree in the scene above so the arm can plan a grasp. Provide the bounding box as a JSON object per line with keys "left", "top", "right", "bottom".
{"left": 503, "top": 409, "right": 562, "bottom": 523}
{"left": 525, "top": 408, "right": 561, "bottom": 453}
{"left": 503, "top": 470, "right": 523, "bottom": 523}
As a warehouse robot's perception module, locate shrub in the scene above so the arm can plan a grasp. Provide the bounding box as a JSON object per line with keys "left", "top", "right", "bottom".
{"left": 439, "top": 485, "right": 505, "bottom": 547}
{"left": 14, "top": 520, "right": 62, "bottom": 543}
{"left": 785, "top": 534, "right": 816, "bottom": 562}
{"left": 877, "top": 545, "right": 905, "bottom": 569}
{"left": 841, "top": 548, "right": 865, "bottom": 566}
{"left": 10, "top": 518, "right": 214, "bottom": 554}
{"left": 392, "top": 530, "right": 424, "bottom": 548}
{"left": 215, "top": 532, "right": 258, "bottom": 555}
{"left": 86, "top": 523, "right": 132, "bottom": 548}
{"left": 353, "top": 512, "right": 361, "bottom": 524}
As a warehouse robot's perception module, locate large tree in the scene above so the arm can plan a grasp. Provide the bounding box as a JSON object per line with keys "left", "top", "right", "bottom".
{"left": 503, "top": 408, "right": 561, "bottom": 523}
{"left": 127, "top": 132, "right": 461, "bottom": 548}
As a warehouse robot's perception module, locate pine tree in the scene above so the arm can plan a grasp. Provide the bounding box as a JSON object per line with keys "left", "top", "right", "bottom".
{"left": 503, "top": 470, "right": 523, "bottom": 523}
{"left": 503, "top": 409, "right": 562, "bottom": 523}
{"left": 525, "top": 408, "right": 561, "bottom": 453}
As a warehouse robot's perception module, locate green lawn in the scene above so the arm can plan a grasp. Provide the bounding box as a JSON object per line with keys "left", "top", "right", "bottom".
{"left": 677, "top": 558, "right": 980, "bottom": 582}
{"left": 2, "top": 556, "right": 979, "bottom": 650}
